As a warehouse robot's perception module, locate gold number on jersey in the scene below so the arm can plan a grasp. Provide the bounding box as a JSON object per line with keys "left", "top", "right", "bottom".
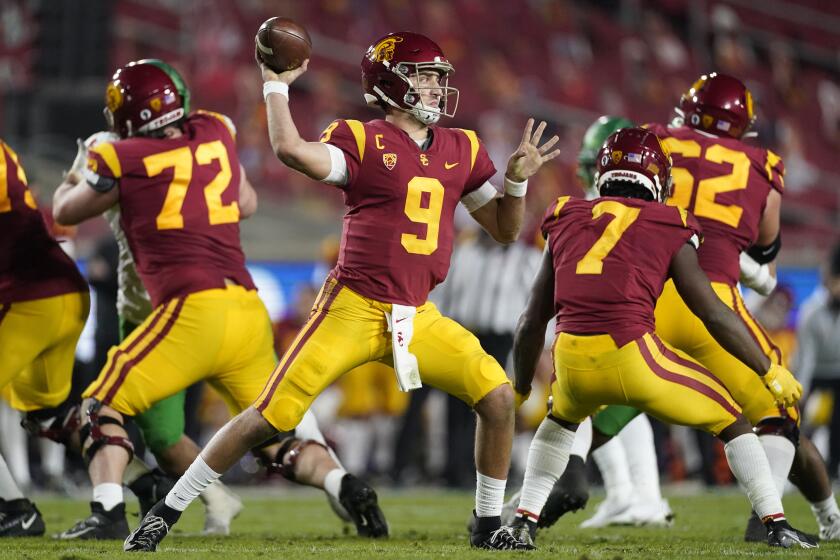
{"left": 576, "top": 201, "right": 641, "bottom": 275}
{"left": 146, "top": 146, "right": 192, "bottom": 230}
{"left": 196, "top": 140, "right": 239, "bottom": 225}
{"left": 145, "top": 142, "right": 238, "bottom": 230}
{"left": 0, "top": 143, "right": 36, "bottom": 213}
{"left": 401, "top": 177, "right": 444, "bottom": 255}
{"left": 662, "top": 138, "right": 750, "bottom": 228}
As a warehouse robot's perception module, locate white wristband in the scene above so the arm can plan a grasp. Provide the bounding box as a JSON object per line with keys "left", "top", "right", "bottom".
{"left": 263, "top": 81, "right": 289, "bottom": 102}
{"left": 504, "top": 175, "right": 528, "bottom": 197}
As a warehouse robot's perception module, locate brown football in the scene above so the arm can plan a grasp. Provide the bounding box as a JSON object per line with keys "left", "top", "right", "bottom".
{"left": 255, "top": 17, "right": 312, "bottom": 73}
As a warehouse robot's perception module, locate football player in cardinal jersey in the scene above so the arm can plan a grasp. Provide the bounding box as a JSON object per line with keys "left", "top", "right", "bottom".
{"left": 53, "top": 59, "right": 386, "bottom": 541}
{"left": 0, "top": 139, "right": 90, "bottom": 537}
{"left": 646, "top": 73, "right": 840, "bottom": 541}
{"left": 509, "top": 127, "right": 816, "bottom": 549}
{"left": 127, "top": 31, "right": 560, "bottom": 552}
{"left": 508, "top": 116, "right": 675, "bottom": 531}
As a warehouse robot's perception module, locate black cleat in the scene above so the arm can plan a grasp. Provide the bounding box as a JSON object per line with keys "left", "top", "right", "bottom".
{"left": 0, "top": 499, "right": 45, "bottom": 537}
{"left": 766, "top": 518, "right": 819, "bottom": 549}
{"left": 744, "top": 511, "right": 765, "bottom": 542}
{"left": 510, "top": 515, "right": 538, "bottom": 547}
{"left": 470, "top": 512, "right": 535, "bottom": 550}
{"left": 128, "top": 468, "right": 176, "bottom": 518}
{"left": 539, "top": 454, "right": 589, "bottom": 529}
{"left": 56, "top": 502, "right": 129, "bottom": 540}
{"left": 124, "top": 500, "right": 179, "bottom": 552}
{"left": 339, "top": 474, "right": 388, "bottom": 538}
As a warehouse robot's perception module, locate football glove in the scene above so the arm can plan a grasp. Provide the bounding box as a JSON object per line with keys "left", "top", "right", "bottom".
{"left": 514, "top": 388, "right": 531, "bottom": 409}
{"left": 763, "top": 364, "right": 802, "bottom": 408}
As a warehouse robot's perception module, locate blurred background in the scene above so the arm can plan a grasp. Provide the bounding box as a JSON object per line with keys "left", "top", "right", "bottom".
{"left": 2, "top": 0, "right": 840, "bottom": 493}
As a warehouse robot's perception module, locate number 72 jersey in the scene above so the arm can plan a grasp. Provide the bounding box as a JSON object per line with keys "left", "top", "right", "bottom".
{"left": 85, "top": 112, "right": 255, "bottom": 308}
{"left": 542, "top": 196, "right": 702, "bottom": 347}
{"left": 320, "top": 119, "right": 496, "bottom": 306}
{"left": 646, "top": 123, "right": 784, "bottom": 285}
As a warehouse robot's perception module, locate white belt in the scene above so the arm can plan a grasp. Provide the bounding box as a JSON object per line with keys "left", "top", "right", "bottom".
{"left": 385, "top": 304, "right": 422, "bottom": 392}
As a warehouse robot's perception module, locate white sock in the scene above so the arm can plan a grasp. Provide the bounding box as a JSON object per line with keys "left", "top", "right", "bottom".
{"left": 93, "top": 482, "right": 124, "bottom": 511}
{"left": 570, "top": 416, "right": 593, "bottom": 461}
{"left": 724, "top": 433, "right": 784, "bottom": 521}
{"left": 123, "top": 456, "right": 152, "bottom": 487}
{"left": 592, "top": 437, "right": 634, "bottom": 505}
{"left": 619, "top": 414, "right": 662, "bottom": 503}
{"left": 758, "top": 434, "right": 795, "bottom": 498}
{"left": 810, "top": 494, "right": 840, "bottom": 528}
{"left": 0, "top": 454, "right": 24, "bottom": 500}
{"left": 165, "top": 455, "right": 221, "bottom": 512}
{"left": 475, "top": 472, "right": 506, "bottom": 518}
{"left": 517, "top": 418, "right": 576, "bottom": 520}
{"left": 324, "top": 468, "right": 346, "bottom": 501}
{"left": 295, "top": 409, "right": 327, "bottom": 445}
{"left": 39, "top": 438, "right": 65, "bottom": 478}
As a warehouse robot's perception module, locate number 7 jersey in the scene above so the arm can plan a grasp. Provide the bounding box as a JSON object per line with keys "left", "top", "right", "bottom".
{"left": 646, "top": 123, "right": 784, "bottom": 285}
{"left": 320, "top": 119, "right": 496, "bottom": 306}
{"left": 542, "top": 196, "right": 702, "bottom": 347}
{"left": 85, "top": 112, "right": 255, "bottom": 307}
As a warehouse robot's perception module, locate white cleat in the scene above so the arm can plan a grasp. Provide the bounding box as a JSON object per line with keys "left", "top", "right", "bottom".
{"left": 623, "top": 498, "right": 674, "bottom": 527}
{"left": 580, "top": 497, "right": 635, "bottom": 529}
{"left": 819, "top": 513, "right": 840, "bottom": 541}
{"left": 202, "top": 483, "right": 243, "bottom": 536}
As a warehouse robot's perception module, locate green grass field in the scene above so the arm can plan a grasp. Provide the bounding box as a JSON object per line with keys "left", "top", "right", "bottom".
{"left": 6, "top": 488, "right": 838, "bottom": 559}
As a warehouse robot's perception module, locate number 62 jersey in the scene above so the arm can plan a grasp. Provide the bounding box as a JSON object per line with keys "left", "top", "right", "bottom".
{"left": 84, "top": 111, "right": 255, "bottom": 307}
{"left": 319, "top": 118, "right": 496, "bottom": 306}
{"left": 646, "top": 123, "right": 784, "bottom": 285}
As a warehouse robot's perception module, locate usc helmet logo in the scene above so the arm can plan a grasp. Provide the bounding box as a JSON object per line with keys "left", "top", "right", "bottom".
{"left": 368, "top": 36, "right": 403, "bottom": 62}
{"left": 106, "top": 82, "right": 123, "bottom": 112}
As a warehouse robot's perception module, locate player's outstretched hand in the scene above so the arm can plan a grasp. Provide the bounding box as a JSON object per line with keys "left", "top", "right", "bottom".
{"left": 255, "top": 44, "right": 309, "bottom": 85}
{"left": 763, "top": 364, "right": 802, "bottom": 408}
{"left": 506, "top": 118, "right": 561, "bottom": 183}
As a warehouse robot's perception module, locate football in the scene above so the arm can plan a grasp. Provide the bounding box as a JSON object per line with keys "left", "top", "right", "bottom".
{"left": 255, "top": 17, "right": 312, "bottom": 73}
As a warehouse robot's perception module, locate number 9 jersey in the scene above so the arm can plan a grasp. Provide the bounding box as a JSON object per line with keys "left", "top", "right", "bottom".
{"left": 646, "top": 122, "right": 784, "bottom": 285}
{"left": 84, "top": 111, "right": 255, "bottom": 308}
{"left": 319, "top": 118, "right": 496, "bottom": 306}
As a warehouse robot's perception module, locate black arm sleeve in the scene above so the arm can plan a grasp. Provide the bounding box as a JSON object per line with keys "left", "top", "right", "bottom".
{"left": 746, "top": 233, "right": 781, "bottom": 264}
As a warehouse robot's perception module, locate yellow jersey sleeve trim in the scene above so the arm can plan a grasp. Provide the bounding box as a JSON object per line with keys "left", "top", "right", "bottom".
{"left": 90, "top": 143, "right": 122, "bottom": 178}
{"left": 2, "top": 142, "right": 27, "bottom": 184}
{"left": 345, "top": 120, "right": 366, "bottom": 163}
{"left": 677, "top": 206, "right": 689, "bottom": 227}
{"left": 765, "top": 149, "right": 784, "bottom": 187}
{"left": 553, "top": 195, "right": 571, "bottom": 217}
{"left": 457, "top": 129, "right": 480, "bottom": 172}
{"left": 197, "top": 109, "right": 237, "bottom": 139}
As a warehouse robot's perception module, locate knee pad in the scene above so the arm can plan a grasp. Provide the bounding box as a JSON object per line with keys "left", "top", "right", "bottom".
{"left": 21, "top": 399, "right": 81, "bottom": 445}
{"left": 263, "top": 435, "right": 327, "bottom": 481}
{"left": 79, "top": 401, "right": 135, "bottom": 464}
{"left": 754, "top": 415, "right": 800, "bottom": 447}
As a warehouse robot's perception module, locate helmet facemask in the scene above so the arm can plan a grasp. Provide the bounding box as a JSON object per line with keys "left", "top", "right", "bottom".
{"left": 366, "top": 60, "right": 459, "bottom": 125}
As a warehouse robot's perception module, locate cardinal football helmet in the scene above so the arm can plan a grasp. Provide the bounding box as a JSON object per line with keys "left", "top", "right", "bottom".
{"left": 361, "top": 31, "right": 458, "bottom": 125}
{"left": 104, "top": 59, "right": 190, "bottom": 138}
{"left": 675, "top": 72, "right": 755, "bottom": 139}
{"left": 596, "top": 127, "right": 673, "bottom": 202}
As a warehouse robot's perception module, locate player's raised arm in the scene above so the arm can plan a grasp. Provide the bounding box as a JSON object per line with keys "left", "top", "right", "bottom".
{"left": 258, "top": 56, "right": 333, "bottom": 182}
{"left": 470, "top": 119, "right": 561, "bottom": 244}
{"left": 513, "top": 245, "right": 556, "bottom": 404}
{"left": 669, "top": 243, "right": 801, "bottom": 407}
{"left": 53, "top": 139, "right": 119, "bottom": 226}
